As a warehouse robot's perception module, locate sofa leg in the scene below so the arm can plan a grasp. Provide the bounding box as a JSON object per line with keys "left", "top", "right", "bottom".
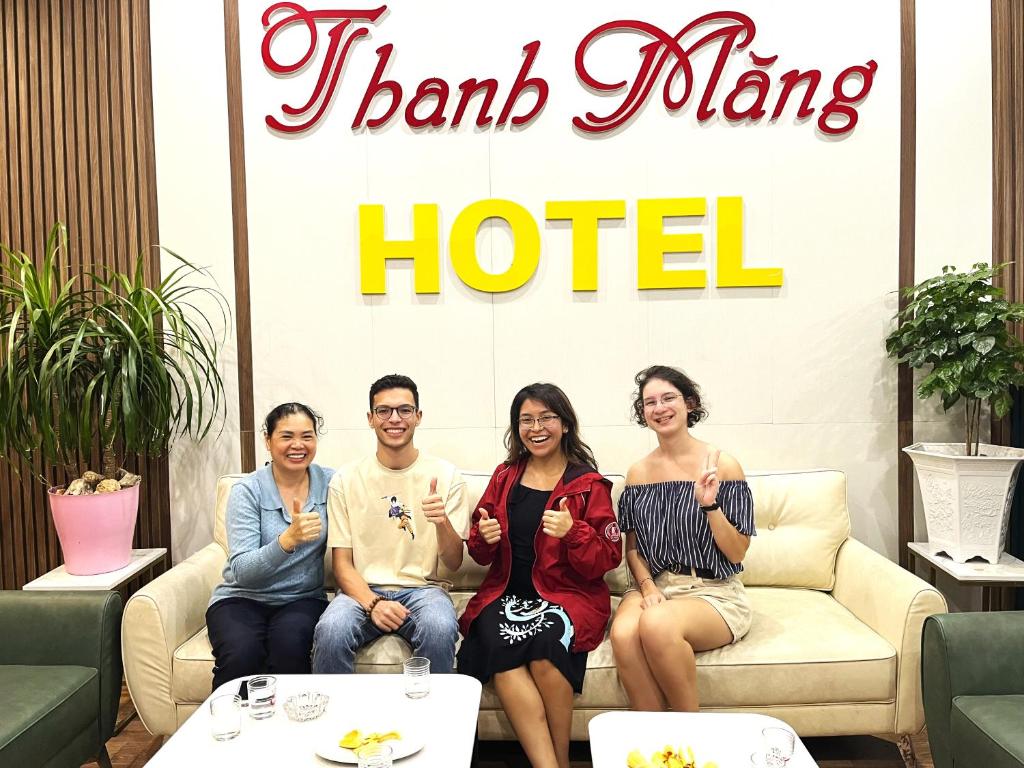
{"left": 97, "top": 745, "right": 113, "bottom": 768}
{"left": 897, "top": 734, "right": 917, "bottom": 768}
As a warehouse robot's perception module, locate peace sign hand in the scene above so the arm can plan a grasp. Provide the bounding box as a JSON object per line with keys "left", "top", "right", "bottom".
{"left": 697, "top": 449, "right": 721, "bottom": 507}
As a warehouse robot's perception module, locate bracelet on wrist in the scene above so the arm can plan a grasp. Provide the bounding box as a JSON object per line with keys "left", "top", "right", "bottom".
{"left": 700, "top": 501, "right": 720, "bottom": 512}
{"left": 365, "top": 596, "right": 384, "bottom": 615}
{"left": 637, "top": 576, "right": 654, "bottom": 591}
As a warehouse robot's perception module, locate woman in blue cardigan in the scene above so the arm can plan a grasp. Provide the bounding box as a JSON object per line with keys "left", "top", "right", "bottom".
{"left": 206, "top": 402, "right": 334, "bottom": 690}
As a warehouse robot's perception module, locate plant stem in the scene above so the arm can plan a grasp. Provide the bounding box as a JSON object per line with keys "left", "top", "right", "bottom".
{"left": 102, "top": 380, "right": 121, "bottom": 479}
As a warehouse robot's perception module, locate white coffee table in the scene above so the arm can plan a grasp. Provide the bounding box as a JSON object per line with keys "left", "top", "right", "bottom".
{"left": 588, "top": 711, "right": 818, "bottom": 767}
{"left": 145, "top": 673, "right": 481, "bottom": 766}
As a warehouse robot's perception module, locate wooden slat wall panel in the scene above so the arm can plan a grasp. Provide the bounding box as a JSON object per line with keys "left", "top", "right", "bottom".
{"left": 992, "top": 1, "right": 1024, "bottom": 308}
{"left": 991, "top": 0, "right": 1024, "bottom": 448}
{"left": 897, "top": 0, "right": 916, "bottom": 570}
{"left": 0, "top": 0, "right": 168, "bottom": 590}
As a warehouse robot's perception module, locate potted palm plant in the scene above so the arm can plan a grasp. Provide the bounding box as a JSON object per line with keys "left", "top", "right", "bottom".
{"left": 0, "top": 222, "right": 227, "bottom": 574}
{"left": 886, "top": 262, "right": 1024, "bottom": 563}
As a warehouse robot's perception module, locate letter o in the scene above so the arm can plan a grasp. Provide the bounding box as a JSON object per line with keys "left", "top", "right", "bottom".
{"left": 449, "top": 200, "right": 540, "bottom": 292}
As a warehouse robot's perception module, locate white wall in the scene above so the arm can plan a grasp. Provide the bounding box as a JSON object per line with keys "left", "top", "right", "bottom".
{"left": 150, "top": 1, "right": 992, "bottom": 565}
{"left": 150, "top": 0, "right": 241, "bottom": 561}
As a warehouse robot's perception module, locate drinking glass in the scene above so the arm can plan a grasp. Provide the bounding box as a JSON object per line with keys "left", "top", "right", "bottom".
{"left": 403, "top": 656, "right": 430, "bottom": 699}
{"left": 762, "top": 726, "right": 795, "bottom": 766}
{"left": 357, "top": 743, "right": 393, "bottom": 768}
{"left": 209, "top": 694, "right": 241, "bottom": 741}
{"left": 247, "top": 675, "right": 277, "bottom": 719}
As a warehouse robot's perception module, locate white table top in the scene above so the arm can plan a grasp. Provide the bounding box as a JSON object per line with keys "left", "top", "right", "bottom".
{"left": 588, "top": 711, "right": 818, "bottom": 768}
{"left": 908, "top": 542, "right": 1024, "bottom": 583}
{"left": 145, "top": 673, "right": 482, "bottom": 767}
{"left": 22, "top": 548, "right": 166, "bottom": 590}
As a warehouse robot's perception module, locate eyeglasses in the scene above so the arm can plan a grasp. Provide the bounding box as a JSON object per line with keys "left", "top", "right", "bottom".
{"left": 519, "top": 414, "right": 561, "bottom": 429}
{"left": 642, "top": 393, "right": 682, "bottom": 409}
{"left": 373, "top": 405, "right": 417, "bottom": 420}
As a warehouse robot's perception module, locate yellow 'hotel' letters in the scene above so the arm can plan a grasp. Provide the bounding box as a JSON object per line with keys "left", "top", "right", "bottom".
{"left": 358, "top": 197, "right": 783, "bottom": 294}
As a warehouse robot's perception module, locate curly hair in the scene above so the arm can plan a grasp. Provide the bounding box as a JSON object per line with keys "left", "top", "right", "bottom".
{"left": 631, "top": 365, "right": 707, "bottom": 428}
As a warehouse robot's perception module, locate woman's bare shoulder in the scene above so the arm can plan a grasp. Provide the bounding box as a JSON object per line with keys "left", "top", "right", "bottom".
{"left": 625, "top": 453, "right": 657, "bottom": 485}
{"left": 714, "top": 449, "right": 746, "bottom": 482}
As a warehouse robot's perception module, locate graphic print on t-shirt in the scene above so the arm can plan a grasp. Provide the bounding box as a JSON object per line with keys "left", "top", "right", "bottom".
{"left": 382, "top": 495, "right": 415, "bottom": 541}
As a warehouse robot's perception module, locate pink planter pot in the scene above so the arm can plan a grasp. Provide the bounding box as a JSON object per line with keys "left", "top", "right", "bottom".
{"left": 48, "top": 483, "right": 140, "bottom": 575}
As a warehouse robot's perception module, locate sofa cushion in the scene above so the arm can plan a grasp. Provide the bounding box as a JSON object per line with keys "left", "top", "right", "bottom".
{"left": 0, "top": 665, "right": 98, "bottom": 767}
{"left": 951, "top": 695, "right": 1024, "bottom": 768}
{"left": 171, "top": 588, "right": 894, "bottom": 712}
{"left": 568, "top": 587, "right": 896, "bottom": 710}
{"left": 695, "top": 587, "right": 895, "bottom": 707}
{"left": 741, "top": 470, "right": 851, "bottom": 590}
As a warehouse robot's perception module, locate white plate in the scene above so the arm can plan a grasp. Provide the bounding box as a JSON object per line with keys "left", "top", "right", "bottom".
{"left": 314, "top": 732, "right": 425, "bottom": 763}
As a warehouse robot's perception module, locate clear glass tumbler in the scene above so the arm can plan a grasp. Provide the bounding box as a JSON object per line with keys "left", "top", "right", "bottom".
{"left": 209, "top": 693, "right": 242, "bottom": 741}
{"left": 357, "top": 743, "right": 393, "bottom": 768}
{"left": 402, "top": 656, "right": 430, "bottom": 699}
{"left": 246, "top": 675, "right": 277, "bottom": 719}
{"left": 762, "top": 726, "right": 795, "bottom": 766}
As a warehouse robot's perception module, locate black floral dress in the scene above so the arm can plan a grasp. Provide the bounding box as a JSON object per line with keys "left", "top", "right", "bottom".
{"left": 456, "top": 483, "right": 588, "bottom": 692}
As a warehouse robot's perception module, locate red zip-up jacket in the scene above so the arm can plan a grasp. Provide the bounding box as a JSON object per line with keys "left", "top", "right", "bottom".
{"left": 458, "top": 460, "right": 623, "bottom": 652}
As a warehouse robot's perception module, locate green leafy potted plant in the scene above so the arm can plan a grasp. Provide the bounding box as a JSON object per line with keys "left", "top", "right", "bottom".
{"left": 886, "top": 262, "right": 1024, "bottom": 563}
{"left": 0, "top": 222, "right": 228, "bottom": 574}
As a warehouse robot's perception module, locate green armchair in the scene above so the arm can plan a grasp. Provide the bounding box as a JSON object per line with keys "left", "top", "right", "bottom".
{"left": 922, "top": 611, "right": 1024, "bottom": 768}
{"left": 0, "top": 590, "right": 123, "bottom": 768}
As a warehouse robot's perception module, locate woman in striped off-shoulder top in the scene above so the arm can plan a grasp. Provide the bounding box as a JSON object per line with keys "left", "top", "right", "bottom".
{"left": 610, "top": 365, "right": 756, "bottom": 712}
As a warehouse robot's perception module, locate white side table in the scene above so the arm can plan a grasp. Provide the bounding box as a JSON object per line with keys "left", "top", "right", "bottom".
{"left": 908, "top": 542, "right": 1024, "bottom": 610}
{"left": 23, "top": 548, "right": 167, "bottom": 591}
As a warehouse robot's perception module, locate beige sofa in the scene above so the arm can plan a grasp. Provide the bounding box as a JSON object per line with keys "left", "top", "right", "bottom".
{"left": 123, "top": 468, "right": 946, "bottom": 743}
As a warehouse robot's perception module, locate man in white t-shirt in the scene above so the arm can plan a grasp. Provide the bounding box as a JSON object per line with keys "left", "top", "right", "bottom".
{"left": 311, "top": 374, "right": 471, "bottom": 674}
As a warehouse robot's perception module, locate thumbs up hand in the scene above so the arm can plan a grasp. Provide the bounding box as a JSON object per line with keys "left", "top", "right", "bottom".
{"left": 542, "top": 496, "right": 574, "bottom": 539}
{"left": 279, "top": 498, "right": 322, "bottom": 552}
{"left": 421, "top": 477, "right": 447, "bottom": 525}
{"left": 477, "top": 507, "right": 502, "bottom": 545}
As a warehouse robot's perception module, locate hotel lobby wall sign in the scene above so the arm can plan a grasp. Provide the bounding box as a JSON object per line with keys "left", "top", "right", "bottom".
{"left": 358, "top": 196, "right": 784, "bottom": 294}
{"left": 260, "top": 5, "right": 878, "bottom": 138}
{"left": 223, "top": 0, "right": 899, "bottom": 526}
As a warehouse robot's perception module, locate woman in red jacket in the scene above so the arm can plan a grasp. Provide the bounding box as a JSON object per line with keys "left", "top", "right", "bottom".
{"left": 458, "top": 383, "right": 622, "bottom": 768}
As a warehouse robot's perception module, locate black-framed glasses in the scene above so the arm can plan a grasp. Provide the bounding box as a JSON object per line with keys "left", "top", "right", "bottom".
{"left": 373, "top": 405, "right": 417, "bottom": 420}
{"left": 519, "top": 414, "right": 560, "bottom": 429}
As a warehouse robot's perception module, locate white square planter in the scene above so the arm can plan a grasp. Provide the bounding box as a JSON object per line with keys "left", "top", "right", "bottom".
{"left": 904, "top": 443, "right": 1024, "bottom": 564}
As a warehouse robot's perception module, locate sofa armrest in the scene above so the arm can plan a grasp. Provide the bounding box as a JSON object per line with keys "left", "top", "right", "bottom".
{"left": 122, "top": 543, "right": 225, "bottom": 736}
{"left": 831, "top": 538, "right": 947, "bottom": 735}
{"left": 922, "top": 612, "right": 1024, "bottom": 768}
{"left": 0, "top": 590, "right": 123, "bottom": 743}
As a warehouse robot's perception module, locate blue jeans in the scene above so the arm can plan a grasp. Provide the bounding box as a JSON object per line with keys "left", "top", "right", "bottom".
{"left": 311, "top": 586, "right": 458, "bottom": 674}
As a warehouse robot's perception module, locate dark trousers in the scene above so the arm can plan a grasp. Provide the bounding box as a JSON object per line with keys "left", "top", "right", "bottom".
{"left": 206, "top": 596, "right": 327, "bottom": 691}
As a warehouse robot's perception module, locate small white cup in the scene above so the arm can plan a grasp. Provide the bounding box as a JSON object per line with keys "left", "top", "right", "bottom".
{"left": 357, "top": 742, "right": 393, "bottom": 768}
{"left": 402, "top": 656, "right": 430, "bottom": 699}
{"left": 209, "top": 693, "right": 241, "bottom": 741}
{"left": 247, "top": 675, "right": 277, "bottom": 719}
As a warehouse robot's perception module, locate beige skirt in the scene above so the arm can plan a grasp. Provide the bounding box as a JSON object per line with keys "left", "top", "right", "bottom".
{"left": 629, "top": 569, "right": 752, "bottom": 643}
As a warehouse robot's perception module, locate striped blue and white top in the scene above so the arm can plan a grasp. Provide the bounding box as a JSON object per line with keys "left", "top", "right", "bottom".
{"left": 618, "top": 480, "right": 756, "bottom": 580}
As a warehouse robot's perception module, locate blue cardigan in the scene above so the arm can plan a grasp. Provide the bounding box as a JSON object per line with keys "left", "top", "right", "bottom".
{"left": 209, "top": 463, "right": 334, "bottom": 607}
